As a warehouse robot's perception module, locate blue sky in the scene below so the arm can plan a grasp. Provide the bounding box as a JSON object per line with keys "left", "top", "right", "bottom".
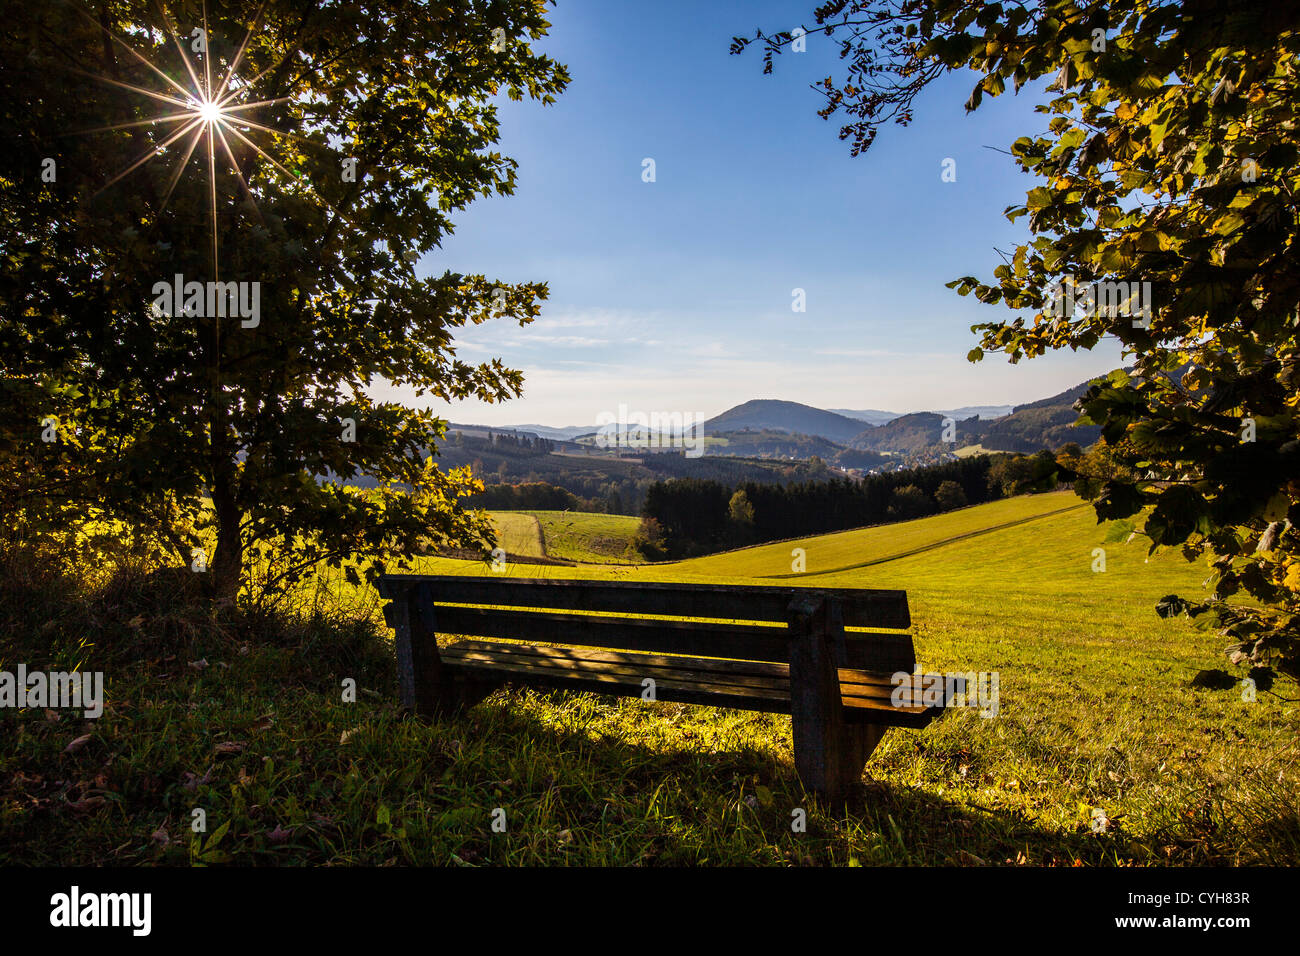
{"left": 380, "top": 0, "right": 1127, "bottom": 427}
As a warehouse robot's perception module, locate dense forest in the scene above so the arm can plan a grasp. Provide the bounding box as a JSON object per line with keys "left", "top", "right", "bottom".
{"left": 635, "top": 452, "right": 1065, "bottom": 559}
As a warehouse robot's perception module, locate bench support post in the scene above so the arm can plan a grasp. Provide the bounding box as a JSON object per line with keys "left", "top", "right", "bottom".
{"left": 380, "top": 581, "right": 499, "bottom": 716}
{"left": 788, "top": 597, "right": 881, "bottom": 803}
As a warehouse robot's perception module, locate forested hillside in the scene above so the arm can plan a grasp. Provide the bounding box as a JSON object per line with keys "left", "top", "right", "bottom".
{"left": 635, "top": 452, "right": 1064, "bottom": 558}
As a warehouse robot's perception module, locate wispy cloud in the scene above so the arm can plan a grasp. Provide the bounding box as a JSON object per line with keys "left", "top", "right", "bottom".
{"left": 372, "top": 338, "right": 1123, "bottom": 427}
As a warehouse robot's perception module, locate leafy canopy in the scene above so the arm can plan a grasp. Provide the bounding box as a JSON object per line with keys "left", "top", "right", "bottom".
{"left": 737, "top": 1, "right": 1300, "bottom": 678}
{"left": 1, "top": 0, "right": 568, "bottom": 601}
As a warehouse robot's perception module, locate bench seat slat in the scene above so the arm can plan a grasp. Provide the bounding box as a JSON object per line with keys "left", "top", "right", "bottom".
{"left": 444, "top": 640, "right": 798, "bottom": 695}
{"left": 442, "top": 639, "right": 904, "bottom": 700}
{"left": 380, "top": 575, "right": 910, "bottom": 629}
{"left": 433, "top": 605, "right": 916, "bottom": 672}
{"left": 441, "top": 640, "right": 940, "bottom": 728}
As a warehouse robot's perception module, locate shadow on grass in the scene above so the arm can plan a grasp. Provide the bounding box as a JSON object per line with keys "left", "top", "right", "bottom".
{"left": 392, "top": 686, "right": 1112, "bottom": 866}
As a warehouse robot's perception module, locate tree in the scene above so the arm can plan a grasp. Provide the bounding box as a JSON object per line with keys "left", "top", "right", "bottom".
{"left": 987, "top": 450, "right": 1062, "bottom": 497}
{"left": 633, "top": 516, "right": 667, "bottom": 562}
{"left": 727, "top": 487, "right": 756, "bottom": 545}
{"left": 1057, "top": 437, "right": 1136, "bottom": 487}
{"left": 738, "top": 2, "right": 1300, "bottom": 678}
{"left": 1, "top": 2, "right": 569, "bottom": 606}
{"left": 728, "top": 488, "right": 756, "bottom": 525}
{"left": 888, "top": 484, "right": 932, "bottom": 519}
{"left": 935, "top": 479, "right": 967, "bottom": 511}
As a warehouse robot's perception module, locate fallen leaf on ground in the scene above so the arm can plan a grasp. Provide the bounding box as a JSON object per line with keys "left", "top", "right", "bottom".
{"left": 181, "top": 767, "right": 214, "bottom": 790}
{"left": 66, "top": 795, "right": 106, "bottom": 812}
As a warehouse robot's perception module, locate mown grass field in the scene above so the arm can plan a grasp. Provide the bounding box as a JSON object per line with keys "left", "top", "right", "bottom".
{"left": 486, "top": 512, "right": 546, "bottom": 559}
{"left": 3, "top": 491, "right": 1296, "bottom": 866}
{"left": 485, "top": 510, "right": 640, "bottom": 563}
{"left": 523, "top": 510, "right": 641, "bottom": 563}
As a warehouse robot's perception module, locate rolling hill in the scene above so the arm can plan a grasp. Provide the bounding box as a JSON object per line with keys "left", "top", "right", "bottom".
{"left": 695, "top": 379, "right": 1102, "bottom": 456}
{"left": 827, "top": 408, "right": 900, "bottom": 426}
{"left": 701, "top": 399, "right": 868, "bottom": 444}
{"left": 424, "top": 491, "right": 1205, "bottom": 600}
{"left": 459, "top": 375, "right": 1109, "bottom": 470}
{"left": 702, "top": 429, "right": 848, "bottom": 460}
{"left": 847, "top": 381, "right": 1100, "bottom": 455}
{"left": 505, "top": 423, "right": 594, "bottom": 441}
{"left": 974, "top": 381, "right": 1101, "bottom": 453}
{"left": 848, "top": 411, "right": 971, "bottom": 454}
{"left": 831, "top": 405, "right": 1014, "bottom": 424}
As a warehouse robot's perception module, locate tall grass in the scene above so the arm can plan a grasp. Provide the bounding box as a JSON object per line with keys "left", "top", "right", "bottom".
{"left": 1, "top": 493, "right": 1296, "bottom": 865}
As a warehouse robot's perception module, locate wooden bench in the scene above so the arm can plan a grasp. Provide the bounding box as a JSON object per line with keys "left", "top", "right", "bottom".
{"left": 376, "top": 574, "right": 947, "bottom": 802}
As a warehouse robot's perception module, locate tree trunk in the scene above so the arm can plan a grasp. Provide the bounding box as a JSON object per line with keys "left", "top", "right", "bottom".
{"left": 210, "top": 477, "right": 242, "bottom": 609}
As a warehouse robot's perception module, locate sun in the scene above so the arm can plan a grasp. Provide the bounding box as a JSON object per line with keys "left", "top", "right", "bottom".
{"left": 69, "top": 1, "right": 338, "bottom": 283}
{"left": 196, "top": 99, "right": 223, "bottom": 126}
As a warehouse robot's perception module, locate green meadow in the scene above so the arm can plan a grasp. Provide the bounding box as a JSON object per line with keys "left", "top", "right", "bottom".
{"left": 493, "top": 510, "right": 641, "bottom": 564}
{"left": 3, "top": 491, "right": 1296, "bottom": 866}
{"left": 486, "top": 512, "right": 547, "bottom": 559}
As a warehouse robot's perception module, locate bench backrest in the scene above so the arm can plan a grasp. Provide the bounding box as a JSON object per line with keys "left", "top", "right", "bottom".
{"left": 377, "top": 575, "right": 915, "bottom": 672}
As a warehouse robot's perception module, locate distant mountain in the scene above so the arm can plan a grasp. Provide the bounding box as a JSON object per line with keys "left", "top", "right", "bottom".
{"left": 447, "top": 422, "right": 544, "bottom": 440}
{"left": 847, "top": 380, "right": 1099, "bottom": 454}
{"left": 849, "top": 412, "right": 968, "bottom": 454}
{"left": 469, "top": 379, "right": 1103, "bottom": 458}
{"left": 932, "top": 404, "right": 1015, "bottom": 421}
{"left": 506, "top": 423, "right": 594, "bottom": 441}
{"left": 702, "top": 400, "right": 867, "bottom": 444}
{"left": 823, "top": 404, "right": 1013, "bottom": 425}
{"left": 827, "top": 408, "right": 900, "bottom": 426}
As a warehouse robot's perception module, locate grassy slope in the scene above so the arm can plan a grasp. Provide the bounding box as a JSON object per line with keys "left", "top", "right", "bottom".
{"left": 664, "top": 493, "right": 1091, "bottom": 579}
{"left": 4, "top": 493, "right": 1296, "bottom": 866}
{"left": 394, "top": 492, "right": 1299, "bottom": 864}
{"left": 527, "top": 510, "right": 641, "bottom": 564}
{"left": 486, "top": 512, "right": 546, "bottom": 559}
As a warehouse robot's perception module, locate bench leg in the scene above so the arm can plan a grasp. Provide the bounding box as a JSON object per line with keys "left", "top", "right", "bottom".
{"left": 839, "top": 723, "right": 886, "bottom": 793}
{"left": 447, "top": 674, "right": 503, "bottom": 712}
{"left": 788, "top": 596, "right": 844, "bottom": 802}
{"left": 383, "top": 583, "right": 500, "bottom": 717}
{"left": 788, "top": 597, "right": 887, "bottom": 803}
{"left": 792, "top": 720, "right": 886, "bottom": 804}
